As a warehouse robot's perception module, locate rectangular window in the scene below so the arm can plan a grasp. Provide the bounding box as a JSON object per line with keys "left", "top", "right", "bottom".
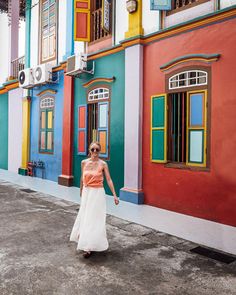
{"left": 40, "top": 109, "right": 54, "bottom": 153}
{"left": 168, "top": 92, "right": 186, "bottom": 162}
{"left": 167, "top": 0, "right": 210, "bottom": 14}
{"left": 91, "top": 0, "right": 111, "bottom": 42}
{"left": 78, "top": 101, "right": 109, "bottom": 158}
{"left": 40, "top": 0, "right": 57, "bottom": 63}
{"left": 74, "top": 0, "right": 112, "bottom": 43}
{"left": 151, "top": 90, "right": 207, "bottom": 167}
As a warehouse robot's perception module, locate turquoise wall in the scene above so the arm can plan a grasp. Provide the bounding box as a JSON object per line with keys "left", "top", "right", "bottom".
{"left": 0, "top": 93, "right": 8, "bottom": 169}
{"left": 73, "top": 51, "right": 125, "bottom": 196}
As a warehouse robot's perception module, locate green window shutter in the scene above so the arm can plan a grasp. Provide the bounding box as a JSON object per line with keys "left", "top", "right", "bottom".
{"left": 186, "top": 91, "right": 207, "bottom": 167}
{"left": 151, "top": 94, "right": 167, "bottom": 163}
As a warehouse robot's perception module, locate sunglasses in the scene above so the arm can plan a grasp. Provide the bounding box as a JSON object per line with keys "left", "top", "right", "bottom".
{"left": 90, "top": 147, "right": 100, "bottom": 152}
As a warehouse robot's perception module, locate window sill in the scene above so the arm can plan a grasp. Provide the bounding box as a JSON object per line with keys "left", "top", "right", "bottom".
{"left": 39, "top": 151, "right": 54, "bottom": 155}
{"left": 164, "top": 162, "right": 210, "bottom": 172}
{"left": 88, "top": 36, "right": 112, "bottom": 54}
{"left": 166, "top": 0, "right": 211, "bottom": 16}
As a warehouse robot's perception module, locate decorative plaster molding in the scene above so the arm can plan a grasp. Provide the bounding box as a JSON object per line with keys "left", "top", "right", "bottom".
{"left": 82, "top": 77, "right": 115, "bottom": 88}
{"left": 36, "top": 89, "right": 57, "bottom": 96}
{"left": 160, "top": 54, "right": 221, "bottom": 71}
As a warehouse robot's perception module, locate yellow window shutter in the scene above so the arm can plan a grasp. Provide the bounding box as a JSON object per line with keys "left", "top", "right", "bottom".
{"left": 74, "top": 0, "right": 91, "bottom": 42}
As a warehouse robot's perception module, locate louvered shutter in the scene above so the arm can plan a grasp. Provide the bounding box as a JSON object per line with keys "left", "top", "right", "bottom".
{"left": 151, "top": 94, "right": 167, "bottom": 163}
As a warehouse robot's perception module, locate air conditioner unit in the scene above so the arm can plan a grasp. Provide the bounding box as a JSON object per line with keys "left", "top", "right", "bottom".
{"left": 66, "top": 53, "right": 87, "bottom": 76}
{"left": 33, "top": 63, "right": 52, "bottom": 85}
{"left": 18, "top": 68, "right": 34, "bottom": 88}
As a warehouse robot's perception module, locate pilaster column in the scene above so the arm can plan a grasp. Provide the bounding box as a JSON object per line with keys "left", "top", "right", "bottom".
{"left": 58, "top": 75, "right": 74, "bottom": 186}
{"left": 125, "top": 0, "right": 144, "bottom": 39}
{"left": 8, "top": 0, "right": 19, "bottom": 79}
{"left": 119, "top": 44, "right": 144, "bottom": 204}
{"left": 18, "top": 95, "right": 31, "bottom": 175}
{"left": 63, "top": 0, "right": 74, "bottom": 60}
{"left": 120, "top": 0, "right": 144, "bottom": 204}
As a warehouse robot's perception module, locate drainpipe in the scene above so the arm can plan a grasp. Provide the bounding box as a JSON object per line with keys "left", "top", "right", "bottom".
{"left": 18, "top": 0, "right": 32, "bottom": 176}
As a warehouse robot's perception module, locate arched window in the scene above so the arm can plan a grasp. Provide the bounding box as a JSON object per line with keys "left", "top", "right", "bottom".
{"left": 169, "top": 70, "right": 207, "bottom": 90}
{"left": 39, "top": 96, "right": 54, "bottom": 153}
{"left": 151, "top": 69, "right": 209, "bottom": 168}
{"left": 88, "top": 87, "right": 109, "bottom": 101}
{"left": 78, "top": 86, "right": 110, "bottom": 158}
{"left": 40, "top": 97, "right": 55, "bottom": 108}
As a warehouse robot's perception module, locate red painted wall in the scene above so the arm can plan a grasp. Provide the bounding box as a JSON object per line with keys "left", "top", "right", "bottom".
{"left": 143, "top": 18, "right": 236, "bottom": 227}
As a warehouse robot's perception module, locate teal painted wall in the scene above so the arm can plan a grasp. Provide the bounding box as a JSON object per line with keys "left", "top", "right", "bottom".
{"left": 73, "top": 51, "right": 125, "bottom": 196}
{"left": 0, "top": 93, "right": 8, "bottom": 169}
{"left": 25, "top": 0, "right": 31, "bottom": 68}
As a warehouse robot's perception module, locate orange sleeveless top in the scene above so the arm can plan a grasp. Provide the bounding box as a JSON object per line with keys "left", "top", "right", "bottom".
{"left": 83, "top": 160, "right": 104, "bottom": 188}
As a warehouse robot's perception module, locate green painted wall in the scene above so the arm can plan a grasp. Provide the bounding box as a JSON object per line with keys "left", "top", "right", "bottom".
{"left": 25, "top": 0, "right": 31, "bottom": 68}
{"left": 73, "top": 51, "right": 125, "bottom": 196}
{"left": 0, "top": 93, "right": 8, "bottom": 169}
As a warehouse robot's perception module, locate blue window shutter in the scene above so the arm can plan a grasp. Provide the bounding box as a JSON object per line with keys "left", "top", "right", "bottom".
{"left": 150, "top": 0, "right": 172, "bottom": 11}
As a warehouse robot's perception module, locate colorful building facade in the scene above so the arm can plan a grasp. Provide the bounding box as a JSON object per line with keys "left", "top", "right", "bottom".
{"left": 0, "top": 0, "right": 236, "bottom": 253}
{"left": 142, "top": 10, "right": 236, "bottom": 227}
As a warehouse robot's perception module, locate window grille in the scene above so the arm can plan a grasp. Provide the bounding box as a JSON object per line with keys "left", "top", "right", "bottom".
{"left": 40, "top": 97, "right": 55, "bottom": 109}
{"left": 174, "top": 0, "right": 197, "bottom": 10}
{"left": 88, "top": 88, "right": 109, "bottom": 101}
{"left": 91, "top": 0, "right": 111, "bottom": 42}
{"left": 169, "top": 71, "right": 207, "bottom": 90}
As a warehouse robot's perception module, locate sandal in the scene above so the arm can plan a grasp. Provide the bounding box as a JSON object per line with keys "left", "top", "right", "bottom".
{"left": 83, "top": 251, "right": 92, "bottom": 258}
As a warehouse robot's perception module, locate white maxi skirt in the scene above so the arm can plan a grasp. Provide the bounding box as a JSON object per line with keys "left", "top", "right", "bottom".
{"left": 69, "top": 186, "right": 109, "bottom": 251}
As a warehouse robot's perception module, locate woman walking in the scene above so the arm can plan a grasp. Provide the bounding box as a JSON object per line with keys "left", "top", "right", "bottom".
{"left": 70, "top": 141, "right": 119, "bottom": 258}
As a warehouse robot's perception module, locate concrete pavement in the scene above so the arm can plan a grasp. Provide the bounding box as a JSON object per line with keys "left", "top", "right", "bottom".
{"left": 0, "top": 180, "right": 236, "bottom": 295}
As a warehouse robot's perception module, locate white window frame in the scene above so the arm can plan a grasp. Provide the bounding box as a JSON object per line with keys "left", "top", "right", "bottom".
{"left": 40, "top": 0, "right": 57, "bottom": 63}
{"left": 40, "top": 97, "right": 55, "bottom": 109}
{"left": 169, "top": 70, "right": 207, "bottom": 90}
{"left": 88, "top": 87, "right": 109, "bottom": 102}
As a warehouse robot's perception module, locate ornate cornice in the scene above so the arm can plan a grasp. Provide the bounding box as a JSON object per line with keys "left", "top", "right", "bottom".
{"left": 82, "top": 77, "right": 115, "bottom": 88}
{"left": 160, "top": 54, "right": 221, "bottom": 71}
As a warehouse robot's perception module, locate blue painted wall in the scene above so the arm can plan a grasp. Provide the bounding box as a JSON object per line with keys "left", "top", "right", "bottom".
{"left": 30, "top": 71, "right": 64, "bottom": 181}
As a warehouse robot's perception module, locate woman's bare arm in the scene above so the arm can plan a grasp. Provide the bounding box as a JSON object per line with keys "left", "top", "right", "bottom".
{"left": 103, "top": 162, "right": 119, "bottom": 205}
{"left": 80, "top": 160, "right": 86, "bottom": 197}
